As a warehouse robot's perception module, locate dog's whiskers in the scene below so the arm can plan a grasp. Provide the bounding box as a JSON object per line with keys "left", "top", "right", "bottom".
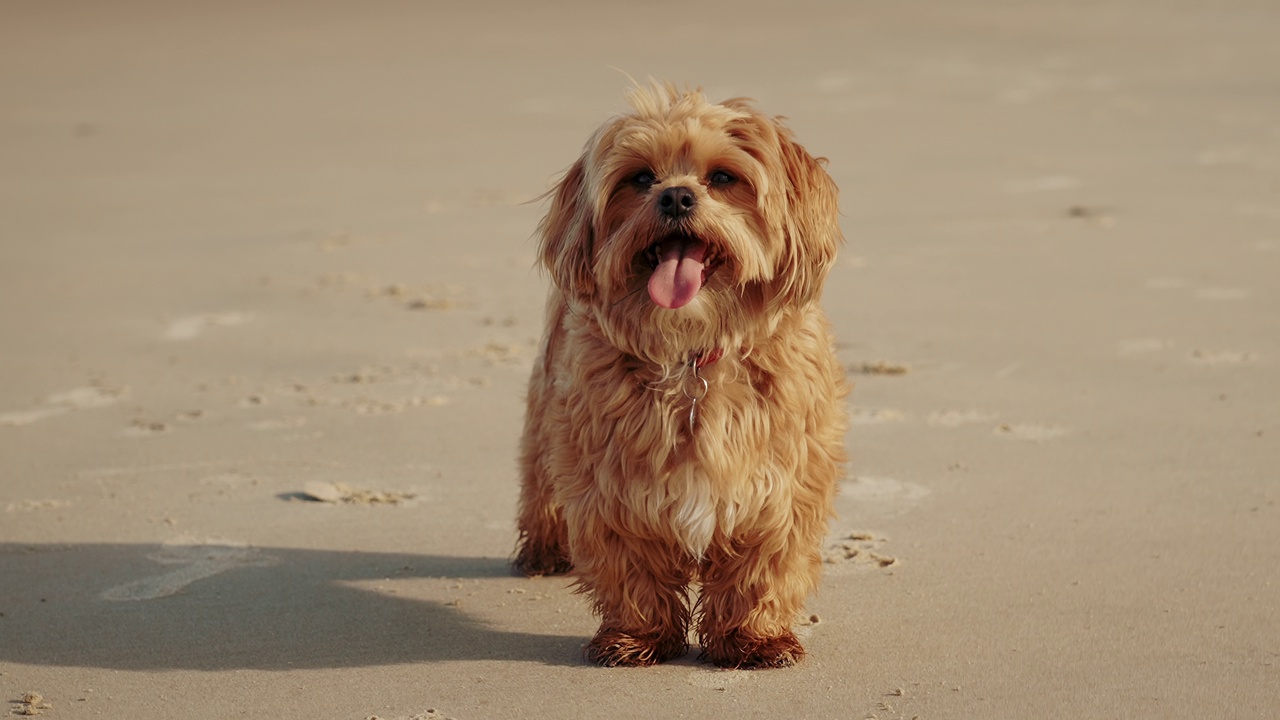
{"left": 609, "top": 285, "right": 646, "bottom": 311}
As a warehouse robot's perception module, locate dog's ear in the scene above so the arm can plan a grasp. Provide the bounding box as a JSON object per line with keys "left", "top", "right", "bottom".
{"left": 537, "top": 156, "right": 596, "bottom": 304}
{"left": 770, "top": 121, "right": 842, "bottom": 309}
{"left": 726, "top": 101, "right": 842, "bottom": 309}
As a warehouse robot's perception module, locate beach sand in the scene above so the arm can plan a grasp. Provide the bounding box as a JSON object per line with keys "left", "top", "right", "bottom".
{"left": 1, "top": 1, "right": 1277, "bottom": 717}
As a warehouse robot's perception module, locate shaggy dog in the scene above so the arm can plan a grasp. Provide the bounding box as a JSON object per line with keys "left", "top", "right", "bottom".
{"left": 514, "top": 84, "right": 848, "bottom": 669}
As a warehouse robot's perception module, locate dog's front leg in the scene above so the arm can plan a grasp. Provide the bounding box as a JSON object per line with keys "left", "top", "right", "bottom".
{"left": 567, "top": 512, "right": 695, "bottom": 667}
{"left": 696, "top": 524, "right": 825, "bottom": 669}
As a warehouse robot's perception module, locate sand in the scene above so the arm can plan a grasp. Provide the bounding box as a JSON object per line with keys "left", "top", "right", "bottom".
{"left": 1, "top": 1, "right": 1277, "bottom": 718}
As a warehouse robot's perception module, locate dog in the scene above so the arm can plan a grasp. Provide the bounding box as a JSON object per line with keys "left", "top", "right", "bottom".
{"left": 514, "top": 83, "right": 848, "bottom": 669}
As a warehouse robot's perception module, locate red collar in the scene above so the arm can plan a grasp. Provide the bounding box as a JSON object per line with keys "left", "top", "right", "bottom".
{"left": 692, "top": 348, "right": 724, "bottom": 368}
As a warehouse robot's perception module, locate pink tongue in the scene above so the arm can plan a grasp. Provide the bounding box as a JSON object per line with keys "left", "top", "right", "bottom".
{"left": 647, "top": 237, "right": 707, "bottom": 309}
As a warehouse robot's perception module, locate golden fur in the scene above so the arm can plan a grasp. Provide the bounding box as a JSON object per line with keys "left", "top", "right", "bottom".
{"left": 514, "top": 84, "right": 848, "bottom": 669}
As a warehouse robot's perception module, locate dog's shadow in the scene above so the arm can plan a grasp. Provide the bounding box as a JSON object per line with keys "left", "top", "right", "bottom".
{"left": 0, "top": 542, "right": 586, "bottom": 670}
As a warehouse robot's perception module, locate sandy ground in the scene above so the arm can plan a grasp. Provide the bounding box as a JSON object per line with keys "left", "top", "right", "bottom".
{"left": 2, "top": 1, "right": 1278, "bottom": 718}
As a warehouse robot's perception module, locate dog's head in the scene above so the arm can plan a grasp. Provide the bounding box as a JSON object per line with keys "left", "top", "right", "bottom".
{"left": 538, "top": 83, "right": 841, "bottom": 365}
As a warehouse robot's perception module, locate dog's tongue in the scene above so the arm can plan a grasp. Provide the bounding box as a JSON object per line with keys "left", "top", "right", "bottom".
{"left": 647, "top": 236, "right": 707, "bottom": 309}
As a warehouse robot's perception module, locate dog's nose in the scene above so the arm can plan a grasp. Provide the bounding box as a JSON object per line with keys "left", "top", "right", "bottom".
{"left": 658, "top": 186, "right": 696, "bottom": 219}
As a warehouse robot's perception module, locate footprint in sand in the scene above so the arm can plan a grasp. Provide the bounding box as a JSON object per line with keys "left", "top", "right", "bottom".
{"left": 847, "top": 360, "right": 909, "bottom": 376}
{"left": 993, "top": 422, "right": 1069, "bottom": 441}
{"left": 0, "top": 386, "right": 127, "bottom": 427}
{"left": 850, "top": 407, "right": 909, "bottom": 425}
{"left": 823, "top": 530, "right": 897, "bottom": 570}
{"left": 119, "top": 409, "right": 205, "bottom": 437}
{"left": 687, "top": 669, "right": 755, "bottom": 691}
{"left": 366, "top": 710, "right": 458, "bottom": 720}
{"left": 925, "top": 409, "right": 999, "bottom": 427}
{"left": 121, "top": 419, "right": 172, "bottom": 437}
{"left": 101, "top": 540, "right": 278, "bottom": 601}
{"left": 1120, "top": 340, "right": 1260, "bottom": 366}
{"left": 163, "top": 312, "right": 253, "bottom": 341}
{"left": 5, "top": 499, "right": 70, "bottom": 513}
{"left": 1188, "top": 349, "right": 1259, "bottom": 365}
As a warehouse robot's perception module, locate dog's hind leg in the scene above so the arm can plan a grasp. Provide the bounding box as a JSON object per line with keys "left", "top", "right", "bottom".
{"left": 512, "top": 326, "right": 573, "bottom": 577}
{"left": 513, "top": 466, "right": 571, "bottom": 576}
{"left": 513, "top": 427, "right": 572, "bottom": 575}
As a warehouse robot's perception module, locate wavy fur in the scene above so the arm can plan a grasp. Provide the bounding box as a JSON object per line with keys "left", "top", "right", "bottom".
{"left": 515, "top": 84, "right": 848, "bottom": 669}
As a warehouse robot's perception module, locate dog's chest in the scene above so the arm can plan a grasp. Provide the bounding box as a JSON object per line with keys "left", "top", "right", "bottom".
{"left": 664, "top": 463, "right": 720, "bottom": 558}
{"left": 576, "top": 360, "right": 777, "bottom": 557}
{"left": 646, "top": 385, "right": 772, "bottom": 558}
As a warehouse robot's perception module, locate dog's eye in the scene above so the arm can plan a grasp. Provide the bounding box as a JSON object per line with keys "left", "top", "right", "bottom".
{"left": 631, "top": 170, "right": 657, "bottom": 187}
{"left": 709, "top": 170, "right": 736, "bottom": 186}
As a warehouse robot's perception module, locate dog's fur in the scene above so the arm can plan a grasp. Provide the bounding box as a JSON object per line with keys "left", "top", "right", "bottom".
{"left": 514, "top": 84, "right": 848, "bottom": 669}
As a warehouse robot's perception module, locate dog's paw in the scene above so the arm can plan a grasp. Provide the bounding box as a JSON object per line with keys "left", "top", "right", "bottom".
{"left": 700, "top": 629, "right": 805, "bottom": 669}
{"left": 584, "top": 628, "right": 688, "bottom": 667}
{"left": 512, "top": 541, "right": 573, "bottom": 577}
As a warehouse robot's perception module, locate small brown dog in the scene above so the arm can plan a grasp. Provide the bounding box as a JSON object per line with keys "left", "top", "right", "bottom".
{"left": 514, "top": 83, "right": 848, "bottom": 669}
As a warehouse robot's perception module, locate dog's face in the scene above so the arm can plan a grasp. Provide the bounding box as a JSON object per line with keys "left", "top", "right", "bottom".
{"left": 539, "top": 85, "right": 841, "bottom": 365}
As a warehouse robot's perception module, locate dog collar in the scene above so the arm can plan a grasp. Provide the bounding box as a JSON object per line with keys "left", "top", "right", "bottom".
{"left": 692, "top": 348, "right": 724, "bottom": 368}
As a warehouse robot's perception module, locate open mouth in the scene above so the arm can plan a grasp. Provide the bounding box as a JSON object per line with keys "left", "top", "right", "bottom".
{"left": 642, "top": 234, "right": 721, "bottom": 310}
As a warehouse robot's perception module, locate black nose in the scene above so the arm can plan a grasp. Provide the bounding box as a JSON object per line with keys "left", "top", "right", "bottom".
{"left": 658, "top": 186, "right": 696, "bottom": 219}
